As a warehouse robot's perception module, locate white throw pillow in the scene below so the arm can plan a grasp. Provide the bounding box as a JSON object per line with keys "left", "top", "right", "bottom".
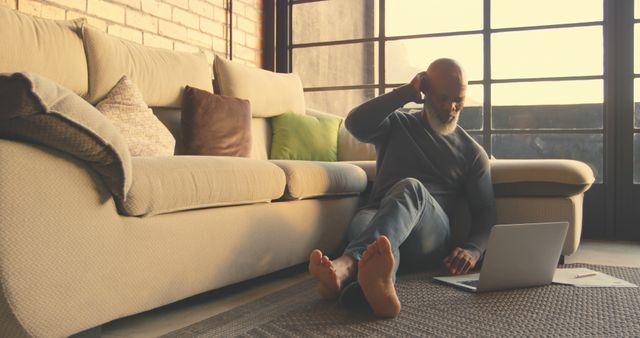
{"left": 97, "top": 76, "right": 176, "bottom": 157}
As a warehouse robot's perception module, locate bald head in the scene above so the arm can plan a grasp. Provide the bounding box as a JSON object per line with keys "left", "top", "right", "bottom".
{"left": 422, "top": 58, "right": 467, "bottom": 134}
{"left": 426, "top": 58, "right": 467, "bottom": 91}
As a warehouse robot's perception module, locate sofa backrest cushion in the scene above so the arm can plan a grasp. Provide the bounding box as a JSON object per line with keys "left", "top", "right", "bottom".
{"left": 214, "top": 55, "right": 306, "bottom": 118}
{"left": 82, "top": 25, "right": 213, "bottom": 107}
{"left": 0, "top": 72, "right": 132, "bottom": 199}
{"left": 250, "top": 118, "right": 272, "bottom": 160}
{"left": 0, "top": 7, "right": 88, "bottom": 97}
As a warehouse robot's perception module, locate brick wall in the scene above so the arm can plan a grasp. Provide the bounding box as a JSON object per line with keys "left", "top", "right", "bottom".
{"left": 0, "top": 0, "right": 263, "bottom": 67}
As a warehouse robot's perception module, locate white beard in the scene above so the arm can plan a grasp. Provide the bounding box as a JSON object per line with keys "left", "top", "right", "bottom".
{"left": 424, "top": 107, "right": 459, "bottom": 135}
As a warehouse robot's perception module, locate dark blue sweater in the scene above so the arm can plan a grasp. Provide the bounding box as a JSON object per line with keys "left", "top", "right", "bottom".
{"left": 345, "top": 84, "right": 496, "bottom": 257}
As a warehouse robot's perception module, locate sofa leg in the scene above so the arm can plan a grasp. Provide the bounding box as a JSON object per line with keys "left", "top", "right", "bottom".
{"left": 68, "top": 325, "right": 101, "bottom": 338}
{"left": 558, "top": 255, "right": 565, "bottom": 265}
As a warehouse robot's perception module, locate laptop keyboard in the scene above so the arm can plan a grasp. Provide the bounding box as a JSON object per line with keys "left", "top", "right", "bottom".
{"left": 460, "top": 279, "right": 480, "bottom": 287}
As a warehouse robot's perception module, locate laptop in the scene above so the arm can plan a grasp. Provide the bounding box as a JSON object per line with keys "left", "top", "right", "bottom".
{"left": 433, "top": 222, "right": 568, "bottom": 293}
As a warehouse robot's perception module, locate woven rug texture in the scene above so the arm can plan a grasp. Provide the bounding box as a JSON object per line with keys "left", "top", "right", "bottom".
{"left": 161, "top": 264, "right": 640, "bottom": 337}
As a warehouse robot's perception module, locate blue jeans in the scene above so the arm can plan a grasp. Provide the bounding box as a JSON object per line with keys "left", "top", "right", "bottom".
{"left": 340, "top": 178, "right": 451, "bottom": 306}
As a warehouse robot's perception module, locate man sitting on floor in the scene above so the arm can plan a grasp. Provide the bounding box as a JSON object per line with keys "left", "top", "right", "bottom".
{"left": 309, "top": 58, "right": 496, "bottom": 318}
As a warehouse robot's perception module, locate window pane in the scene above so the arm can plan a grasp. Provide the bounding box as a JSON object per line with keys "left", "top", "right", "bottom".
{"left": 386, "top": 84, "right": 483, "bottom": 130}
{"left": 492, "top": 134, "right": 604, "bottom": 183}
{"left": 386, "top": 35, "right": 483, "bottom": 83}
{"left": 471, "top": 134, "right": 484, "bottom": 149}
{"left": 305, "top": 89, "right": 377, "bottom": 118}
{"left": 634, "top": 78, "right": 640, "bottom": 128}
{"left": 492, "top": 80, "right": 603, "bottom": 130}
{"left": 292, "top": 0, "right": 377, "bottom": 44}
{"left": 459, "top": 84, "right": 483, "bottom": 131}
{"left": 635, "top": 134, "right": 640, "bottom": 183}
{"left": 492, "top": 27, "right": 603, "bottom": 79}
{"left": 492, "top": 0, "right": 602, "bottom": 29}
{"left": 636, "top": 0, "right": 640, "bottom": 19}
{"left": 386, "top": 0, "right": 482, "bottom": 37}
{"left": 635, "top": 25, "right": 640, "bottom": 76}
{"left": 293, "top": 42, "right": 377, "bottom": 88}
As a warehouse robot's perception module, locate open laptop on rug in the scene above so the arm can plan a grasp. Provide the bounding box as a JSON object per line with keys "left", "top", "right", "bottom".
{"left": 434, "top": 222, "right": 569, "bottom": 293}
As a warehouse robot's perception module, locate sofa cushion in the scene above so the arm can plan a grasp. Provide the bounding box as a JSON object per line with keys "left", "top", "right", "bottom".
{"left": 0, "top": 7, "right": 88, "bottom": 96}
{"left": 181, "top": 86, "right": 252, "bottom": 157}
{"left": 490, "top": 159, "right": 595, "bottom": 197}
{"left": 82, "top": 25, "right": 212, "bottom": 107}
{"left": 120, "top": 156, "right": 286, "bottom": 216}
{"left": 270, "top": 112, "right": 342, "bottom": 161}
{"left": 270, "top": 160, "right": 367, "bottom": 200}
{"left": 97, "top": 76, "right": 176, "bottom": 157}
{"left": 0, "top": 72, "right": 132, "bottom": 199}
{"left": 214, "top": 55, "right": 306, "bottom": 118}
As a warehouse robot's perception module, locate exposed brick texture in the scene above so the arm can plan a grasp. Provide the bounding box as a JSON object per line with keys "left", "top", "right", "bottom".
{"left": 1, "top": 0, "right": 263, "bottom": 67}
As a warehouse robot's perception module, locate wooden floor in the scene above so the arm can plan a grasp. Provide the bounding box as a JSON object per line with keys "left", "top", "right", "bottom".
{"left": 102, "top": 240, "right": 640, "bottom": 338}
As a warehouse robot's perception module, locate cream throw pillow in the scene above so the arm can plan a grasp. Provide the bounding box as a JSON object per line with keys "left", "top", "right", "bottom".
{"left": 97, "top": 76, "right": 176, "bottom": 156}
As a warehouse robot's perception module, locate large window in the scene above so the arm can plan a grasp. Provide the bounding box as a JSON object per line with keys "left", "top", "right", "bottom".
{"left": 279, "top": 0, "right": 639, "bottom": 239}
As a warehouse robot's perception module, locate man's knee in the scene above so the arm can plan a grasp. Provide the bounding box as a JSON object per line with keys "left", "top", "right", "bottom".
{"left": 390, "top": 177, "right": 430, "bottom": 201}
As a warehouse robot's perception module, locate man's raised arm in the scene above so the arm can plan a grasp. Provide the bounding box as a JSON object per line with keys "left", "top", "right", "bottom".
{"left": 345, "top": 73, "right": 426, "bottom": 144}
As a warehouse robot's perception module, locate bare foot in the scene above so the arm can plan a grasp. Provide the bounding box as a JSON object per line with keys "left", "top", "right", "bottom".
{"left": 357, "top": 236, "right": 401, "bottom": 318}
{"left": 308, "top": 250, "right": 356, "bottom": 299}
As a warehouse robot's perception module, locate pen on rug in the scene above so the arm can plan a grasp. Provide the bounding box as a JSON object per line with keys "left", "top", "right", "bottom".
{"left": 574, "top": 272, "right": 597, "bottom": 279}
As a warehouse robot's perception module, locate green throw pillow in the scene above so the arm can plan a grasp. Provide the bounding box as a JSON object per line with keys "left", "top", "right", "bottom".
{"left": 270, "top": 112, "right": 342, "bottom": 161}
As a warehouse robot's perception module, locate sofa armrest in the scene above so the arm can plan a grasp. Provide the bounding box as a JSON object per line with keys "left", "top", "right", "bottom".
{"left": 491, "top": 159, "right": 595, "bottom": 197}
{"left": 306, "top": 108, "right": 376, "bottom": 161}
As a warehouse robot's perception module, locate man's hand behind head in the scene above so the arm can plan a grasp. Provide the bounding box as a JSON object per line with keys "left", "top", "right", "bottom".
{"left": 410, "top": 72, "right": 429, "bottom": 104}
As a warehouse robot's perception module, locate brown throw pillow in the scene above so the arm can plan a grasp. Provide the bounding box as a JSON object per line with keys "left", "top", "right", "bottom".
{"left": 181, "top": 86, "right": 252, "bottom": 157}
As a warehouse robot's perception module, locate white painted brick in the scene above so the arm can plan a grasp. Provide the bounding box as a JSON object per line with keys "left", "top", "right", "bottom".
{"left": 232, "top": 1, "right": 245, "bottom": 16}
{"left": 88, "top": 0, "right": 125, "bottom": 24}
{"left": 246, "top": 33, "right": 259, "bottom": 49}
{"left": 187, "top": 28, "right": 211, "bottom": 48}
{"left": 200, "top": 17, "right": 224, "bottom": 37}
{"left": 212, "top": 36, "right": 226, "bottom": 53}
{"left": 41, "top": 4, "right": 66, "bottom": 20}
{"left": 140, "top": 0, "right": 170, "bottom": 20}
{"left": 111, "top": 0, "right": 140, "bottom": 9}
{"left": 173, "top": 7, "right": 199, "bottom": 29}
{"left": 47, "top": 0, "right": 86, "bottom": 11}
{"left": 108, "top": 24, "right": 143, "bottom": 43}
{"left": 190, "top": 0, "right": 213, "bottom": 18}
{"left": 245, "top": 7, "right": 258, "bottom": 22}
{"left": 0, "top": 0, "right": 17, "bottom": 10}
{"left": 158, "top": 19, "right": 187, "bottom": 40}
{"left": 232, "top": 29, "right": 245, "bottom": 45}
{"left": 174, "top": 41, "right": 199, "bottom": 53}
{"left": 207, "top": 0, "right": 225, "bottom": 8}
{"left": 18, "top": 0, "right": 41, "bottom": 16}
{"left": 164, "top": 0, "right": 188, "bottom": 9}
{"left": 212, "top": 5, "right": 225, "bottom": 22}
{"left": 67, "top": 11, "right": 108, "bottom": 31}
{"left": 237, "top": 16, "right": 256, "bottom": 34}
{"left": 126, "top": 9, "right": 157, "bottom": 32}
{"left": 234, "top": 43, "right": 256, "bottom": 62}
{"left": 143, "top": 32, "right": 173, "bottom": 50}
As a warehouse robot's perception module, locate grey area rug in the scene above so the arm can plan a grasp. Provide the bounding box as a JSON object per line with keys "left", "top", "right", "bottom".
{"left": 161, "top": 264, "right": 640, "bottom": 337}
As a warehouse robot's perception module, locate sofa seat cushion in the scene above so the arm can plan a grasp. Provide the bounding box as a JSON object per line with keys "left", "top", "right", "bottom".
{"left": 491, "top": 159, "right": 595, "bottom": 197}
{"left": 341, "top": 160, "right": 376, "bottom": 182}
{"left": 270, "top": 160, "right": 367, "bottom": 200}
{"left": 119, "top": 156, "right": 286, "bottom": 216}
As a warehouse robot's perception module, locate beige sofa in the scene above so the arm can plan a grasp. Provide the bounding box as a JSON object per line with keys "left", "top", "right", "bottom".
{"left": 0, "top": 8, "right": 594, "bottom": 338}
